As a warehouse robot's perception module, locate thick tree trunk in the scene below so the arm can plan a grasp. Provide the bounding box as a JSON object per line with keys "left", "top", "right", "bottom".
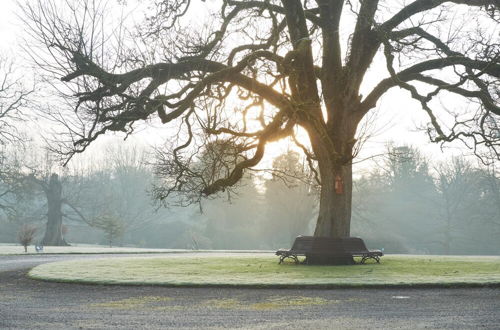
{"left": 306, "top": 114, "right": 356, "bottom": 265}
{"left": 313, "top": 162, "right": 353, "bottom": 238}
{"left": 41, "top": 174, "right": 69, "bottom": 246}
{"left": 305, "top": 161, "right": 354, "bottom": 265}
{"left": 307, "top": 111, "right": 356, "bottom": 240}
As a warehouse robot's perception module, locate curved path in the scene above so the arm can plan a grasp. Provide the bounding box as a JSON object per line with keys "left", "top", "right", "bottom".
{"left": 1, "top": 253, "right": 499, "bottom": 329}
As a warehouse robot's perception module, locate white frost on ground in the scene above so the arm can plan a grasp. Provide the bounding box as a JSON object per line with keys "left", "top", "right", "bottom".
{"left": 0, "top": 243, "right": 181, "bottom": 255}
{"left": 0, "top": 243, "right": 275, "bottom": 255}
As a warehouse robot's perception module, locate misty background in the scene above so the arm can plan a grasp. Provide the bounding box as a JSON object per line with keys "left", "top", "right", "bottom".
{"left": 0, "top": 0, "right": 498, "bottom": 255}
{"left": 1, "top": 141, "right": 498, "bottom": 255}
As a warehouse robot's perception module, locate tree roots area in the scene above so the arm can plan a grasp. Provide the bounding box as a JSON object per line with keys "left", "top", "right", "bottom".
{"left": 28, "top": 254, "right": 500, "bottom": 288}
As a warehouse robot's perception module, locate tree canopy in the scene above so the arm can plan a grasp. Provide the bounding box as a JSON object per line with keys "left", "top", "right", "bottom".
{"left": 22, "top": 0, "right": 500, "bottom": 239}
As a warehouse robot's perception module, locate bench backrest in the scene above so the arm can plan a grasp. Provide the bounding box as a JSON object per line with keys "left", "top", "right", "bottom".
{"left": 341, "top": 237, "right": 369, "bottom": 254}
{"left": 291, "top": 236, "right": 314, "bottom": 252}
{"left": 290, "top": 236, "right": 347, "bottom": 256}
{"left": 290, "top": 236, "right": 370, "bottom": 255}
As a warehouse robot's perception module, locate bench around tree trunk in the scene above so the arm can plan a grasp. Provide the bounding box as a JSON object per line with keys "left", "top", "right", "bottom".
{"left": 275, "top": 236, "right": 383, "bottom": 265}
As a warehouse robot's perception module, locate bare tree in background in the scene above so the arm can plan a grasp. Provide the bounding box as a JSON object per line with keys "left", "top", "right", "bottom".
{"left": 28, "top": 173, "right": 71, "bottom": 246}
{"left": 80, "top": 145, "right": 161, "bottom": 239}
{"left": 17, "top": 223, "right": 37, "bottom": 252}
{"left": 263, "top": 150, "right": 318, "bottom": 247}
{"left": 434, "top": 158, "right": 479, "bottom": 254}
{"left": 0, "top": 56, "right": 33, "bottom": 217}
{"left": 22, "top": 0, "right": 500, "bottom": 252}
{"left": 15, "top": 153, "right": 85, "bottom": 246}
{"left": 0, "top": 56, "right": 32, "bottom": 146}
{"left": 91, "top": 213, "right": 125, "bottom": 247}
{"left": 0, "top": 152, "right": 20, "bottom": 218}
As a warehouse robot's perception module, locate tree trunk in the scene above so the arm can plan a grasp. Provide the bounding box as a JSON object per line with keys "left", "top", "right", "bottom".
{"left": 305, "top": 162, "right": 354, "bottom": 265}
{"left": 41, "top": 174, "right": 69, "bottom": 246}
{"left": 307, "top": 111, "right": 356, "bottom": 240}
{"left": 306, "top": 115, "right": 356, "bottom": 265}
{"left": 313, "top": 162, "right": 353, "bottom": 238}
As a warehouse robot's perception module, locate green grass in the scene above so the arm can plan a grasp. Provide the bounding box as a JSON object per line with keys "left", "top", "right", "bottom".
{"left": 28, "top": 254, "right": 500, "bottom": 287}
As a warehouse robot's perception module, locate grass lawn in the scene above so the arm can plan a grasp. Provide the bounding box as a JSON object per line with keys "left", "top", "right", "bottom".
{"left": 28, "top": 254, "right": 500, "bottom": 287}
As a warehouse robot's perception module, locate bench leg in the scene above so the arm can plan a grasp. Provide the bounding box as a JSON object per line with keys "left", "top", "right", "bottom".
{"left": 278, "top": 255, "right": 300, "bottom": 265}
{"left": 361, "top": 256, "right": 380, "bottom": 264}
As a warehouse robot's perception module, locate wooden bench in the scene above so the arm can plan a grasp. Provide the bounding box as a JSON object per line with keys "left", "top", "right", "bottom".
{"left": 343, "top": 237, "right": 383, "bottom": 264}
{"left": 276, "top": 236, "right": 314, "bottom": 264}
{"left": 275, "top": 236, "right": 383, "bottom": 264}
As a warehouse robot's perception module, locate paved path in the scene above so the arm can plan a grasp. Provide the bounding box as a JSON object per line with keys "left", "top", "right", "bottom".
{"left": 1, "top": 254, "right": 499, "bottom": 329}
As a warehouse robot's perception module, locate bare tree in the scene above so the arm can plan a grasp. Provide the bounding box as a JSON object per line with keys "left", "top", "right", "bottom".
{"left": 263, "top": 150, "right": 318, "bottom": 247}
{"left": 17, "top": 224, "right": 37, "bottom": 252}
{"left": 28, "top": 173, "right": 71, "bottom": 246}
{"left": 21, "top": 0, "right": 500, "bottom": 249}
{"left": 0, "top": 56, "right": 33, "bottom": 216}
{"left": 0, "top": 151, "right": 19, "bottom": 218}
{"left": 434, "top": 158, "right": 479, "bottom": 254}
{"left": 0, "top": 56, "right": 32, "bottom": 146}
{"left": 91, "top": 213, "right": 125, "bottom": 247}
{"left": 15, "top": 153, "right": 84, "bottom": 246}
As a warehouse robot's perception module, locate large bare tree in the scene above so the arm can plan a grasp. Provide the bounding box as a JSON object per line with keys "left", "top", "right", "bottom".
{"left": 22, "top": 0, "right": 500, "bottom": 241}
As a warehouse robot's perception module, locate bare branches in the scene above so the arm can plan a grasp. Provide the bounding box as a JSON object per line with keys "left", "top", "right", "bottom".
{"left": 0, "top": 57, "right": 33, "bottom": 145}
{"left": 21, "top": 0, "right": 500, "bottom": 205}
{"left": 227, "top": 1, "right": 321, "bottom": 26}
{"left": 374, "top": 32, "right": 500, "bottom": 161}
{"left": 381, "top": 0, "right": 500, "bottom": 32}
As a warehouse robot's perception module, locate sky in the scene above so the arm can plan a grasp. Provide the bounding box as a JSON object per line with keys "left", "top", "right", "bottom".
{"left": 0, "top": 0, "right": 483, "bottom": 175}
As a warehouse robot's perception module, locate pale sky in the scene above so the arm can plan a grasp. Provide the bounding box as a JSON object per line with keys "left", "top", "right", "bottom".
{"left": 0, "top": 0, "right": 479, "bottom": 174}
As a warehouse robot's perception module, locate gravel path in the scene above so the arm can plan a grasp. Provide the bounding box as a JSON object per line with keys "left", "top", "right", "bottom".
{"left": 1, "top": 254, "right": 499, "bottom": 329}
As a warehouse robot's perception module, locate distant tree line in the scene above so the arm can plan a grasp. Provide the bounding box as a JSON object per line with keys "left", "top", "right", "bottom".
{"left": 351, "top": 145, "right": 499, "bottom": 255}
{"left": 0, "top": 142, "right": 498, "bottom": 255}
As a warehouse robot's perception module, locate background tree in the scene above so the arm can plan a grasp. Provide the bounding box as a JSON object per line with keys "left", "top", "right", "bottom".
{"left": 17, "top": 224, "right": 37, "bottom": 252}
{"left": 91, "top": 213, "right": 125, "bottom": 247}
{"left": 434, "top": 158, "right": 478, "bottom": 254}
{"left": 76, "top": 146, "right": 161, "bottom": 238}
{"left": 262, "top": 150, "right": 318, "bottom": 247}
{"left": 22, "top": 0, "right": 500, "bottom": 247}
{"left": 352, "top": 144, "right": 439, "bottom": 252}
{"left": 3, "top": 151, "right": 89, "bottom": 246}
{"left": 0, "top": 55, "right": 32, "bottom": 221}
{"left": 0, "top": 56, "right": 32, "bottom": 146}
{"left": 155, "top": 139, "right": 265, "bottom": 249}
{"left": 433, "top": 158, "right": 500, "bottom": 254}
{"left": 0, "top": 151, "right": 22, "bottom": 220}
{"left": 202, "top": 176, "right": 264, "bottom": 249}
{"left": 29, "top": 173, "right": 71, "bottom": 246}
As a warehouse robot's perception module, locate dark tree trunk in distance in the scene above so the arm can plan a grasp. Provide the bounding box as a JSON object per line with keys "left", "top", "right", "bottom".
{"left": 41, "top": 174, "right": 69, "bottom": 246}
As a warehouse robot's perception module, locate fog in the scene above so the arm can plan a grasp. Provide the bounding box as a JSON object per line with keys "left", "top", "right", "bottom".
{"left": 0, "top": 0, "right": 498, "bottom": 256}
{"left": 1, "top": 143, "right": 498, "bottom": 255}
